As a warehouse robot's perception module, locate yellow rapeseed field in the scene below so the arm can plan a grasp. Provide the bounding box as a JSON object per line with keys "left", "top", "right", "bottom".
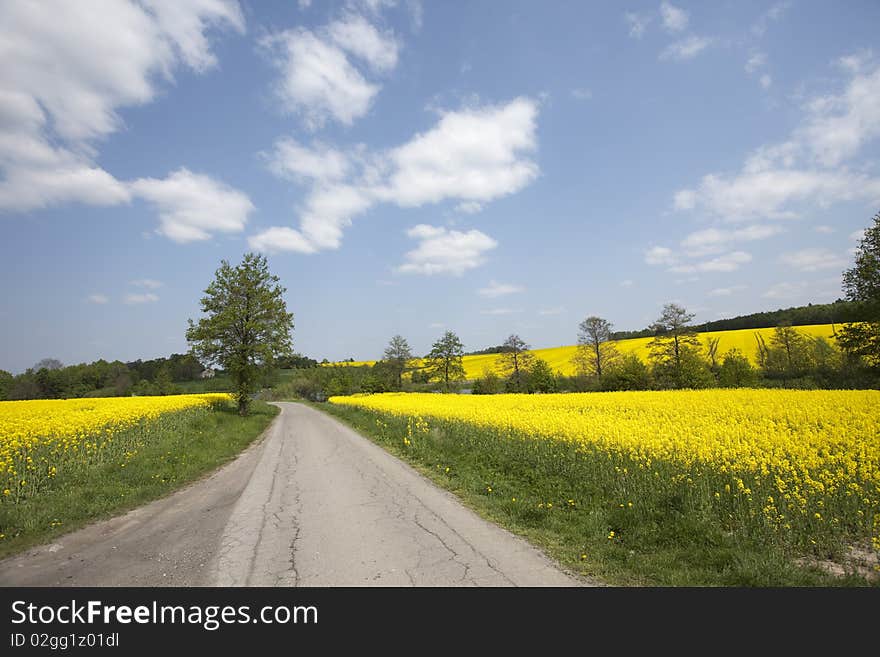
{"left": 325, "top": 324, "right": 839, "bottom": 378}
{"left": 330, "top": 389, "right": 880, "bottom": 550}
{"left": 0, "top": 394, "right": 229, "bottom": 504}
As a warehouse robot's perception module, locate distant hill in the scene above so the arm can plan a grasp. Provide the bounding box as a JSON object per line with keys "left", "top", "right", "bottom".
{"left": 610, "top": 300, "right": 858, "bottom": 340}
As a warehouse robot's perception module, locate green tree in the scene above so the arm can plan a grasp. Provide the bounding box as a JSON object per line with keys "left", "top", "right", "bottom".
{"left": 499, "top": 334, "right": 533, "bottom": 392}
{"left": 652, "top": 348, "right": 714, "bottom": 389}
{"left": 33, "top": 358, "right": 63, "bottom": 371}
{"left": 603, "top": 354, "right": 651, "bottom": 391}
{"left": 648, "top": 303, "right": 705, "bottom": 387}
{"left": 573, "top": 316, "right": 620, "bottom": 377}
{"left": 364, "top": 360, "right": 396, "bottom": 392}
{"left": 383, "top": 335, "right": 413, "bottom": 390}
{"left": 526, "top": 358, "right": 558, "bottom": 393}
{"left": 154, "top": 366, "right": 176, "bottom": 396}
{"left": 838, "top": 211, "right": 880, "bottom": 367}
{"left": 425, "top": 331, "right": 465, "bottom": 391}
{"left": 0, "top": 369, "right": 13, "bottom": 400}
{"left": 717, "top": 349, "right": 758, "bottom": 387}
{"left": 472, "top": 368, "right": 503, "bottom": 394}
{"left": 649, "top": 303, "right": 701, "bottom": 367}
{"left": 187, "top": 253, "right": 294, "bottom": 415}
{"left": 764, "top": 323, "right": 812, "bottom": 379}
{"left": 706, "top": 336, "right": 721, "bottom": 373}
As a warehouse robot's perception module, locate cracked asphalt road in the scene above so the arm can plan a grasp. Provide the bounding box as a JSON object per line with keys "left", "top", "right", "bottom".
{"left": 0, "top": 402, "right": 587, "bottom": 587}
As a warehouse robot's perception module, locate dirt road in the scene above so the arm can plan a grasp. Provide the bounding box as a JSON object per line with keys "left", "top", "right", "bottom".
{"left": 0, "top": 402, "right": 587, "bottom": 587}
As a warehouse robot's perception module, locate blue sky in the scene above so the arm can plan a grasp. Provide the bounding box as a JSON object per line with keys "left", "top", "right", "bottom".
{"left": 2, "top": 1, "right": 879, "bottom": 373}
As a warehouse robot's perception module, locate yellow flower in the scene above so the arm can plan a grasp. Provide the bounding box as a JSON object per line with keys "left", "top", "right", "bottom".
{"left": 0, "top": 393, "right": 229, "bottom": 504}
{"left": 328, "top": 388, "right": 880, "bottom": 553}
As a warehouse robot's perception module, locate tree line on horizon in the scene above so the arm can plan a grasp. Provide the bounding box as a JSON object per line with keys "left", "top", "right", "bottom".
{"left": 274, "top": 211, "right": 880, "bottom": 399}
{"left": 4, "top": 212, "right": 878, "bottom": 405}
{"left": 0, "top": 353, "right": 211, "bottom": 401}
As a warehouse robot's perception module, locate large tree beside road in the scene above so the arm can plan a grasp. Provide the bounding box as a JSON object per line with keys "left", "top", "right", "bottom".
{"left": 187, "top": 253, "right": 294, "bottom": 415}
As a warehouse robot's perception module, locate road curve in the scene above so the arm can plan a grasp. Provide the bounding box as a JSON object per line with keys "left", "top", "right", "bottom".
{"left": 1, "top": 402, "right": 588, "bottom": 587}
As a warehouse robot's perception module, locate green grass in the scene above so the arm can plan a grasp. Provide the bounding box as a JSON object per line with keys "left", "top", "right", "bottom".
{"left": 317, "top": 402, "right": 876, "bottom": 587}
{"left": 0, "top": 400, "right": 278, "bottom": 559}
{"left": 174, "top": 376, "right": 235, "bottom": 393}
{"left": 175, "top": 369, "right": 300, "bottom": 394}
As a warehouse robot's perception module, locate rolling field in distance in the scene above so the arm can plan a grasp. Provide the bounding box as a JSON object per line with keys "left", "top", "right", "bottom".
{"left": 326, "top": 324, "right": 839, "bottom": 378}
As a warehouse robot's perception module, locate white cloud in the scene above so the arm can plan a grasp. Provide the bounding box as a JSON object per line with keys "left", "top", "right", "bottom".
{"left": 675, "top": 168, "right": 880, "bottom": 222}
{"left": 259, "top": 12, "right": 399, "bottom": 130}
{"left": 123, "top": 292, "right": 159, "bottom": 305}
{"left": 762, "top": 281, "right": 804, "bottom": 299}
{"left": 0, "top": 1, "right": 244, "bottom": 215}
{"left": 478, "top": 281, "right": 524, "bottom": 298}
{"left": 660, "top": 36, "right": 712, "bottom": 61}
{"left": 751, "top": 1, "right": 791, "bottom": 37}
{"left": 620, "top": 279, "right": 634, "bottom": 288}
{"left": 252, "top": 97, "right": 539, "bottom": 254}
{"left": 670, "top": 251, "right": 752, "bottom": 273}
{"left": 673, "top": 189, "right": 697, "bottom": 210}
{"left": 87, "top": 294, "right": 109, "bottom": 304}
{"left": 396, "top": 224, "right": 497, "bottom": 276}
{"left": 644, "top": 246, "right": 676, "bottom": 266}
{"left": 745, "top": 52, "right": 767, "bottom": 73}
{"left": 296, "top": 184, "right": 373, "bottom": 250}
{"left": 838, "top": 50, "right": 874, "bottom": 74}
{"left": 377, "top": 97, "right": 539, "bottom": 207}
{"left": 799, "top": 62, "right": 880, "bottom": 167}
{"left": 248, "top": 226, "right": 317, "bottom": 254}
{"left": 538, "top": 306, "right": 565, "bottom": 316}
{"left": 681, "top": 224, "right": 783, "bottom": 256}
{"left": 660, "top": 2, "right": 689, "bottom": 33}
{"left": 130, "top": 168, "right": 254, "bottom": 243}
{"left": 850, "top": 228, "right": 866, "bottom": 241}
{"left": 744, "top": 52, "right": 772, "bottom": 90}
{"left": 624, "top": 12, "right": 650, "bottom": 39}
{"left": 815, "top": 225, "right": 835, "bottom": 234}
{"left": 144, "top": 0, "right": 245, "bottom": 73}
{"left": 263, "top": 138, "right": 351, "bottom": 182}
{"left": 455, "top": 201, "right": 484, "bottom": 214}
{"left": 299, "top": 0, "right": 312, "bottom": 8}
{"left": 130, "top": 278, "right": 163, "bottom": 289}
{"left": 0, "top": 158, "right": 132, "bottom": 212}
{"left": 780, "top": 248, "right": 848, "bottom": 271}
{"left": 326, "top": 12, "right": 399, "bottom": 73}
{"left": 428, "top": 322, "right": 444, "bottom": 329}
{"left": 480, "top": 308, "right": 522, "bottom": 316}
{"left": 571, "top": 88, "right": 592, "bottom": 101}
{"left": 708, "top": 285, "right": 747, "bottom": 297}
{"left": 406, "top": 0, "right": 424, "bottom": 32}
{"left": 260, "top": 28, "right": 379, "bottom": 130}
